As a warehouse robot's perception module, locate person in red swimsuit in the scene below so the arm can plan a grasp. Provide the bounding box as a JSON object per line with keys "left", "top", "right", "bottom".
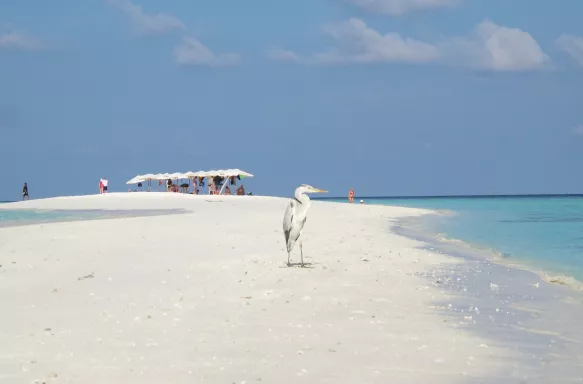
{"left": 348, "top": 188, "right": 355, "bottom": 203}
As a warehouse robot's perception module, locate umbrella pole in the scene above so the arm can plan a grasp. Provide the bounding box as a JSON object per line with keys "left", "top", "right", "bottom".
{"left": 219, "top": 177, "right": 230, "bottom": 195}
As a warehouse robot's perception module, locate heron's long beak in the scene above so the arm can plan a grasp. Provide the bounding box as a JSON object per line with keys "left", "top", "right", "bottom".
{"left": 312, "top": 188, "right": 328, "bottom": 193}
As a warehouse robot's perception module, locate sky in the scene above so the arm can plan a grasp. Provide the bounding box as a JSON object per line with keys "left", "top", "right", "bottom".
{"left": 1, "top": 0, "right": 583, "bottom": 200}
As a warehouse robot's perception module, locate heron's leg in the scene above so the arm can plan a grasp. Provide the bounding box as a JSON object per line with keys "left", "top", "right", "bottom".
{"left": 287, "top": 251, "right": 291, "bottom": 267}
{"left": 300, "top": 239, "right": 304, "bottom": 267}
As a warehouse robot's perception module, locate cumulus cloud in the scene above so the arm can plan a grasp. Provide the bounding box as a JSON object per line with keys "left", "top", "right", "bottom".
{"left": 107, "top": 0, "right": 185, "bottom": 35}
{"left": 0, "top": 32, "right": 42, "bottom": 51}
{"left": 316, "top": 18, "right": 439, "bottom": 64}
{"left": 174, "top": 37, "right": 240, "bottom": 67}
{"left": 344, "top": 0, "right": 456, "bottom": 16}
{"left": 556, "top": 34, "right": 583, "bottom": 66}
{"left": 442, "top": 20, "right": 549, "bottom": 71}
{"left": 270, "top": 18, "right": 549, "bottom": 71}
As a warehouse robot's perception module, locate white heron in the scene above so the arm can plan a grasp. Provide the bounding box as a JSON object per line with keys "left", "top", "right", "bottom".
{"left": 283, "top": 184, "right": 327, "bottom": 267}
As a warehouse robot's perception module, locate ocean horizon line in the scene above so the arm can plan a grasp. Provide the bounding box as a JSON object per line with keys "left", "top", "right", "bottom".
{"left": 314, "top": 193, "right": 583, "bottom": 200}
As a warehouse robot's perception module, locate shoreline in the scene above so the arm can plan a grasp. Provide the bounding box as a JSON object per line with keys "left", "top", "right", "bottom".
{"left": 319, "top": 198, "right": 583, "bottom": 293}
{"left": 4, "top": 193, "right": 583, "bottom": 290}
{"left": 392, "top": 211, "right": 583, "bottom": 292}
{"left": 4, "top": 193, "right": 583, "bottom": 292}
{"left": 1, "top": 193, "right": 583, "bottom": 382}
{"left": 387, "top": 209, "right": 583, "bottom": 382}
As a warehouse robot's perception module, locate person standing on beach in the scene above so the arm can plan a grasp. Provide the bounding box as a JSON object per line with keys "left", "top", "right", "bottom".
{"left": 99, "top": 179, "right": 103, "bottom": 194}
{"left": 101, "top": 177, "right": 108, "bottom": 193}
{"left": 348, "top": 188, "right": 355, "bottom": 203}
{"left": 22, "top": 183, "right": 29, "bottom": 200}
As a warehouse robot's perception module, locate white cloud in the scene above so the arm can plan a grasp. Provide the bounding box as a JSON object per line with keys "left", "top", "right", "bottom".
{"left": 270, "top": 18, "right": 549, "bottom": 71}
{"left": 107, "top": 0, "right": 185, "bottom": 35}
{"left": 0, "top": 32, "right": 42, "bottom": 51}
{"left": 344, "top": 0, "right": 456, "bottom": 16}
{"left": 319, "top": 18, "right": 439, "bottom": 64}
{"left": 556, "top": 34, "right": 583, "bottom": 66}
{"left": 174, "top": 37, "right": 240, "bottom": 67}
{"left": 269, "top": 18, "right": 438, "bottom": 65}
{"left": 572, "top": 124, "right": 583, "bottom": 135}
{"left": 442, "top": 20, "right": 549, "bottom": 71}
{"left": 266, "top": 47, "right": 302, "bottom": 63}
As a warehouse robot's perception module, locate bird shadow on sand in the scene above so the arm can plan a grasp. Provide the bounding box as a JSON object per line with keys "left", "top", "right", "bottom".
{"left": 279, "top": 262, "right": 316, "bottom": 269}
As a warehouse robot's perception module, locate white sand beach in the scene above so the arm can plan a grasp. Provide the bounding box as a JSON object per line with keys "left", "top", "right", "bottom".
{"left": 0, "top": 193, "right": 581, "bottom": 383}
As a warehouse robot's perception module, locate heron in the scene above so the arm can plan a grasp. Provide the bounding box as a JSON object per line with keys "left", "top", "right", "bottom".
{"left": 283, "top": 184, "right": 327, "bottom": 267}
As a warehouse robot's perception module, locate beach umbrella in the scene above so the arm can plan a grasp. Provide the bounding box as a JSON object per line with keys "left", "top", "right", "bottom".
{"left": 126, "top": 175, "right": 146, "bottom": 185}
{"left": 234, "top": 169, "right": 254, "bottom": 178}
{"left": 168, "top": 172, "right": 186, "bottom": 180}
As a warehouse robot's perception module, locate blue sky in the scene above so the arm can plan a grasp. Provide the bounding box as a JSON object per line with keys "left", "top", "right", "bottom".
{"left": 1, "top": 0, "right": 582, "bottom": 200}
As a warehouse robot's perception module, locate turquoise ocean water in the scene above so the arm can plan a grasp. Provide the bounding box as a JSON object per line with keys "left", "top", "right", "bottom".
{"left": 0, "top": 203, "right": 184, "bottom": 227}
{"left": 321, "top": 196, "right": 583, "bottom": 281}
{"left": 0, "top": 207, "right": 116, "bottom": 227}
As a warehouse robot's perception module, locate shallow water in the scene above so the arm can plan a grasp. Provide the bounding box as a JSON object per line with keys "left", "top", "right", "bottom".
{"left": 322, "top": 196, "right": 583, "bottom": 282}
{"left": 329, "top": 196, "right": 583, "bottom": 382}
{"left": 0, "top": 207, "right": 186, "bottom": 227}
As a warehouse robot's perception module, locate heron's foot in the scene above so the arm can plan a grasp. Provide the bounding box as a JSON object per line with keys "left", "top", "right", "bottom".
{"left": 283, "top": 262, "right": 314, "bottom": 268}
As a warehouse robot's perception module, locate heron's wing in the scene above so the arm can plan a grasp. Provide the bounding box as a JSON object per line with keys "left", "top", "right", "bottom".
{"left": 283, "top": 199, "right": 295, "bottom": 244}
{"left": 283, "top": 199, "right": 306, "bottom": 252}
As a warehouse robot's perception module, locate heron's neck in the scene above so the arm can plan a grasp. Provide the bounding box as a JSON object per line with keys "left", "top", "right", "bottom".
{"left": 295, "top": 190, "right": 310, "bottom": 205}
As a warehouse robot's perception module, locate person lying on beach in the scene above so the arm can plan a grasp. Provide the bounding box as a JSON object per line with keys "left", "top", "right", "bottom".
{"left": 236, "top": 185, "right": 245, "bottom": 195}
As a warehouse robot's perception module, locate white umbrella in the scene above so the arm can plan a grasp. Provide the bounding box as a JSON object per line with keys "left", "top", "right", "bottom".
{"left": 233, "top": 169, "right": 254, "bottom": 178}
{"left": 167, "top": 172, "right": 186, "bottom": 180}
{"left": 126, "top": 175, "right": 145, "bottom": 185}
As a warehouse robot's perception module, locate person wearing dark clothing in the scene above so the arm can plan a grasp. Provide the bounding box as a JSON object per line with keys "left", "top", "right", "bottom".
{"left": 213, "top": 176, "right": 223, "bottom": 189}
{"left": 22, "top": 183, "right": 29, "bottom": 200}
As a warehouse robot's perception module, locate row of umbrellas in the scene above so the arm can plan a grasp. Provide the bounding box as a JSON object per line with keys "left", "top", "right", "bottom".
{"left": 126, "top": 168, "right": 254, "bottom": 185}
